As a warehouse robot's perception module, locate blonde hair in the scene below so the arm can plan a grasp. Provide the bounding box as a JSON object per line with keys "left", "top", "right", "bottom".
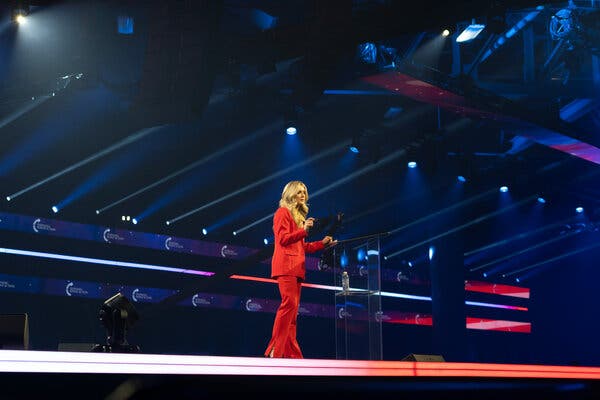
{"left": 279, "top": 180, "right": 309, "bottom": 228}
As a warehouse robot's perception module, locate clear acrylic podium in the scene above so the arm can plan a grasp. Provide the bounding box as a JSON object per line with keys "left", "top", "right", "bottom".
{"left": 333, "top": 234, "right": 383, "bottom": 360}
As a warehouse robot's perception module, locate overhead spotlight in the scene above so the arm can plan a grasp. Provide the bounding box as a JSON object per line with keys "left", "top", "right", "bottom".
{"left": 499, "top": 186, "right": 508, "bottom": 193}
{"left": 121, "top": 216, "right": 126, "bottom": 221}
{"left": 51, "top": 206, "right": 58, "bottom": 213}
{"left": 249, "top": 8, "right": 278, "bottom": 31}
{"left": 537, "top": 197, "right": 546, "bottom": 204}
{"left": 165, "top": 221, "right": 170, "bottom": 225}
{"left": 576, "top": 206, "right": 584, "bottom": 213}
{"left": 11, "top": 5, "right": 30, "bottom": 25}
{"left": 357, "top": 42, "right": 377, "bottom": 64}
{"left": 349, "top": 136, "right": 361, "bottom": 153}
{"left": 457, "top": 175, "right": 466, "bottom": 182}
{"left": 263, "top": 238, "right": 268, "bottom": 245}
{"left": 442, "top": 28, "right": 451, "bottom": 37}
{"left": 117, "top": 15, "right": 134, "bottom": 35}
{"left": 549, "top": 8, "right": 576, "bottom": 41}
{"left": 407, "top": 161, "right": 417, "bottom": 168}
{"left": 15, "top": 14, "right": 27, "bottom": 25}
{"left": 6, "top": 196, "right": 11, "bottom": 202}
{"left": 202, "top": 228, "right": 207, "bottom": 235}
{"left": 350, "top": 133, "right": 370, "bottom": 154}
{"left": 284, "top": 105, "right": 301, "bottom": 136}
{"left": 456, "top": 23, "right": 485, "bottom": 43}
{"left": 358, "top": 42, "right": 377, "bottom": 64}
{"left": 92, "top": 293, "right": 140, "bottom": 353}
{"left": 132, "top": 218, "right": 138, "bottom": 225}
{"left": 95, "top": 210, "right": 100, "bottom": 215}
{"left": 232, "top": 231, "right": 237, "bottom": 236}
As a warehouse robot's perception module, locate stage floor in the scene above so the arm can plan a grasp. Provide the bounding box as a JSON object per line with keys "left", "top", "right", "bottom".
{"left": 0, "top": 350, "right": 599, "bottom": 399}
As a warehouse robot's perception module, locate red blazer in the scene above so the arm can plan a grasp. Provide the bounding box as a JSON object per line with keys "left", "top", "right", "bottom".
{"left": 270, "top": 207, "right": 325, "bottom": 280}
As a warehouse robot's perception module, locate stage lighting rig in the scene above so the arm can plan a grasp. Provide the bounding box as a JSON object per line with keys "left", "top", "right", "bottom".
{"left": 92, "top": 293, "right": 140, "bottom": 353}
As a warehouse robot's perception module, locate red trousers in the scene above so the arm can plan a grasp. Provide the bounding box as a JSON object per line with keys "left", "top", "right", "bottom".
{"left": 264, "top": 275, "right": 303, "bottom": 358}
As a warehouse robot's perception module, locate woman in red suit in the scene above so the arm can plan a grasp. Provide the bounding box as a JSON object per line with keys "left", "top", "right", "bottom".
{"left": 264, "top": 180, "right": 335, "bottom": 358}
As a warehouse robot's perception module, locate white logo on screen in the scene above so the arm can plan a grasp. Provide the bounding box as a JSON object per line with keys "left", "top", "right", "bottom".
{"left": 220, "top": 245, "right": 238, "bottom": 258}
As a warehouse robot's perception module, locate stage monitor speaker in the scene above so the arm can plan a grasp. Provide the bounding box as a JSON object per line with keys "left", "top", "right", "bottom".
{"left": 58, "top": 343, "right": 98, "bottom": 352}
{"left": 402, "top": 353, "right": 445, "bottom": 362}
{"left": 0, "top": 313, "right": 29, "bottom": 350}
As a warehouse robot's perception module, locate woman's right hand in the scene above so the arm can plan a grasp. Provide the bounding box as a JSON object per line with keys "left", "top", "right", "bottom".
{"left": 304, "top": 217, "right": 315, "bottom": 231}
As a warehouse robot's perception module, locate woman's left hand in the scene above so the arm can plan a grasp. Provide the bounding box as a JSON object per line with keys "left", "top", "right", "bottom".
{"left": 322, "top": 236, "right": 338, "bottom": 247}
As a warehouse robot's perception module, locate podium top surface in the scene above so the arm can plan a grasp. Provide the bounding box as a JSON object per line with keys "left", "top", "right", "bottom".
{"left": 335, "top": 289, "right": 380, "bottom": 296}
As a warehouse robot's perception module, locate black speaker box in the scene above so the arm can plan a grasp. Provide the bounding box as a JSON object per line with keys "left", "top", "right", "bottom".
{"left": 58, "top": 343, "right": 98, "bottom": 352}
{"left": 0, "top": 314, "right": 29, "bottom": 350}
{"left": 401, "top": 353, "right": 445, "bottom": 362}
